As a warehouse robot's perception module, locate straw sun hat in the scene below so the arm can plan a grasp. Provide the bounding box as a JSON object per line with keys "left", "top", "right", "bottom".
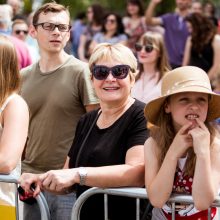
{"left": 144, "top": 66, "right": 220, "bottom": 126}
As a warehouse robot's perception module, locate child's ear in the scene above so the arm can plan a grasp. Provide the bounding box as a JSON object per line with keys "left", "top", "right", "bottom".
{"left": 164, "top": 101, "right": 170, "bottom": 113}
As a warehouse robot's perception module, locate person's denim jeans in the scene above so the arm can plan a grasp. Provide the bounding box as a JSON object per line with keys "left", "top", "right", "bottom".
{"left": 23, "top": 191, "right": 76, "bottom": 220}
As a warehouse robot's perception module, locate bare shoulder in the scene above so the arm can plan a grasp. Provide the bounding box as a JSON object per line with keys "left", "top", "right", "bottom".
{"left": 144, "top": 137, "right": 160, "bottom": 157}
{"left": 6, "top": 94, "right": 29, "bottom": 114}
{"left": 213, "top": 35, "right": 220, "bottom": 46}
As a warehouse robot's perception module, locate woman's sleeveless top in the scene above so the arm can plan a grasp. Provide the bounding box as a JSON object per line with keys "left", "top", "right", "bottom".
{"left": 0, "top": 94, "right": 20, "bottom": 206}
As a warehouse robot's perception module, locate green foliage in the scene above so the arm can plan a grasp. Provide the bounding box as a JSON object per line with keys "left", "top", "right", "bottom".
{"left": 41, "top": 0, "right": 175, "bottom": 18}
{"left": 23, "top": 0, "right": 219, "bottom": 19}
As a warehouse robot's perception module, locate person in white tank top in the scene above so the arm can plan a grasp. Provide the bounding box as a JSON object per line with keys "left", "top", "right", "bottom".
{"left": 0, "top": 36, "right": 29, "bottom": 212}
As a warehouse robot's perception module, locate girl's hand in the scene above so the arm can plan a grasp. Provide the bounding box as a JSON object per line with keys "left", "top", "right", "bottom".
{"left": 39, "top": 169, "right": 78, "bottom": 193}
{"left": 169, "top": 122, "right": 193, "bottom": 159}
{"left": 188, "top": 118, "right": 210, "bottom": 156}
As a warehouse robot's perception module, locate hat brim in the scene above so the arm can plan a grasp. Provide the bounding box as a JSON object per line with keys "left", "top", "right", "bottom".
{"left": 144, "top": 88, "right": 220, "bottom": 126}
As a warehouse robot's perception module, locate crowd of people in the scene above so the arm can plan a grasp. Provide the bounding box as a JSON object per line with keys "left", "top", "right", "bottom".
{"left": 0, "top": 0, "right": 220, "bottom": 220}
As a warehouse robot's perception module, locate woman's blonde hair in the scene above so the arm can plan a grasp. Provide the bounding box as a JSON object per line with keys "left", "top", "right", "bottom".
{"left": 136, "top": 31, "right": 170, "bottom": 81}
{"left": 89, "top": 43, "right": 138, "bottom": 82}
{"left": 0, "top": 35, "right": 20, "bottom": 106}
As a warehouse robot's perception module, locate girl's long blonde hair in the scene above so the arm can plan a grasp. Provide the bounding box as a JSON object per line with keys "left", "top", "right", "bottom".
{"left": 0, "top": 35, "right": 20, "bottom": 107}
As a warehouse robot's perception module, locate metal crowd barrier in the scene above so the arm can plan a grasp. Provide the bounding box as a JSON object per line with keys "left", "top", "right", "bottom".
{"left": 71, "top": 187, "right": 220, "bottom": 220}
{"left": 0, "top": 173, "right": 50, "bottom": 220}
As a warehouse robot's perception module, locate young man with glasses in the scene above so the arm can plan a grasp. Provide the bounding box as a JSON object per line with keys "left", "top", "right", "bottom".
{"left": 20, "top": 2, "right": 99, "bottom": 220}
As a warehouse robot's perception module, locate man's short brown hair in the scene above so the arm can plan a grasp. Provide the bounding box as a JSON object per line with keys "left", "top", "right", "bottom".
{"left": 32, "top": 2, "right": 70, "bottom": 26}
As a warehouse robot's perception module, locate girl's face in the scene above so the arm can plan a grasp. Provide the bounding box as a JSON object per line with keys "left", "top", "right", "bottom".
{"left": 136, "top": 42, "right": 160, "bottom": 66}
{"left": 165, "top": 92, "right": 209, "bottom": 132}
{"left": 104, "top": 15, "right": 117, "bottom": 32}
{"left": 91, "top": 59, "right": 134, "bottom": 105}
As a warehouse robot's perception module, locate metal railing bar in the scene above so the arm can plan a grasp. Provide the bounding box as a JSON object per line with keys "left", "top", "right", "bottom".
{"left": 71, "top": 187, "right": 220, "bottom": 220}
{"left": 136, "top": 198, "right": 140, "bottom": 220}
{"left": 0, "top": 174, "right": 50, "bottom": 220}
{"left": 172, "top": 202, "right": 175, "bottom": 220}
{"left": 104, "top": 193, "right": 108, "bottom": 220}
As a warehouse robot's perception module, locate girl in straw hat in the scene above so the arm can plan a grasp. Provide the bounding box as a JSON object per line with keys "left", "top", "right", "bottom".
{"left": 144, "top": 66, "right": 220, "bottom": 220}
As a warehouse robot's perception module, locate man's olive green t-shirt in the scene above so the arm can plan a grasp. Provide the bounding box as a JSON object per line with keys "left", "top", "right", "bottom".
{"left": 21, "top": 56, "right": 99, "bottom": 173}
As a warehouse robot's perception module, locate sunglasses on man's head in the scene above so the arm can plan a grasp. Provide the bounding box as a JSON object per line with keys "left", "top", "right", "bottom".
{"left": 92, "top": 65, "right": 133, "bottom": 80}
{"left": 15, "top": 30, "right": 28, "bottom": 35}
{"left": 134, "top": 43, "right": 155, "bottom": 53}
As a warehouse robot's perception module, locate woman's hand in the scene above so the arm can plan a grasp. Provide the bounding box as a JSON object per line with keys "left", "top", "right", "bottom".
{"left": 168, "top": 122, "right": 193, "bottom": 159}
{"left": 39, "top": 168, "right": 78, "bottom": 193}
{"left": 188, "top": 118, "right": 210, "bottom": 156}
{"left": 18, "top": 173, "right": 42, "bottom": 197}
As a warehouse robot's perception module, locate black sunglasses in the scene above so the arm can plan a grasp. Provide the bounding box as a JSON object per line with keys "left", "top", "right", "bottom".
{"left": 34, "top": 22, "right": 71, "bottom": 32}
{"left": 92, "top": 65, "right": 133, "bottom": 80}
{"left": 135, "top": 43, "right": 155, "bottom": 53}
{"left": 15, "top": 30, "right": 28, "bottom": 35}
{"left": 105, "top": 18, "right": 116, "bottom": 24}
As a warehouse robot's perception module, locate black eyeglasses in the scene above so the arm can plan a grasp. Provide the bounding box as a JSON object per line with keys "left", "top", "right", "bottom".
{"left": 34, "top": 22, "right": 71, "bottom": 32}
{"left": 135, "top": 43, "right": 156, "bottom": 53}
{"left": 92, "top": 65, "right": 133, "bottom": 80}
{"left": 15, "top": 30, "right": 28, "bottom": 35}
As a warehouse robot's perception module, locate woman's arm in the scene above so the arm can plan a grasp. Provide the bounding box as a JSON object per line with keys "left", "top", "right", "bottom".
{"left": 182, "top": 37, "right": 191, "bottom": 66}
{"left": 78, "top": 34, "right": 88, "bottom": 62}
{"left": 0, "top": 95, "right": 29, "bottom": 173}
{"left": 208, "top": 35, "right": 220, "bottom": 81}
{"left": 39, "top": 145, "right": 145, "bottom": 194}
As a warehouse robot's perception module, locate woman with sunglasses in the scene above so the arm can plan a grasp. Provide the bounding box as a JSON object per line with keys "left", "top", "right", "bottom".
{"left": 131, "top": 31, "right": 170, "bottom": 104}
{"left": 19, "top": 43, "right": 148, "bottom": 220}
{"left": 90, "top": 12, "right": 128, "bottom": 50}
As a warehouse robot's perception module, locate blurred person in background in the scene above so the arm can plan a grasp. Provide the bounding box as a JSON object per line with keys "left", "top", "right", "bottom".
{"left": 203, "top": 0, "right": 218, "bottom": 31}
{"left": 123, "top": 0, "right": 147, "bottom": 52}
{"left": 131, "top": 31, "right": 170, "bottom": 104}
{"left": 78, "top": 3, "right": 104, "bottom": 62}
{"left": 191, "top": 0, "right": 203, "bottom": 14}
{"left": 71, "top": 11, "right": 86, "bottom": 58}
{"left": 145, "top": 0, "right": 191, "bottom": 69}
{"left": 11, "top": 19, "right": 39, "bottom": 62}
{"left": 6, "top": 0, "right": 22, "bottom": 19}
{"left": 182, "top": 13, "right": 220, "bottom": 82}
{"left": 0, "top": 4, "right": 32, "bottom": 68}
{"left": 90, "top": 12, "right": 128, "bottom": 49}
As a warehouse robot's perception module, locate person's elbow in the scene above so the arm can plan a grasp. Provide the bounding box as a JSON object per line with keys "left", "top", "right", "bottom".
{"left": 148, "top": 193, "right": 167, "bottom": 208}
{"left": 125, "top": 164, "right": 145, "bottom": 187}
{"left": 194, "top": 195, "right": 215, "bottom": 211}
{"left": 0, "top": 161, "right": 17, "bottom": 174}
{"left": 145, "top": 16, "right": 152, "bottom": 25}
